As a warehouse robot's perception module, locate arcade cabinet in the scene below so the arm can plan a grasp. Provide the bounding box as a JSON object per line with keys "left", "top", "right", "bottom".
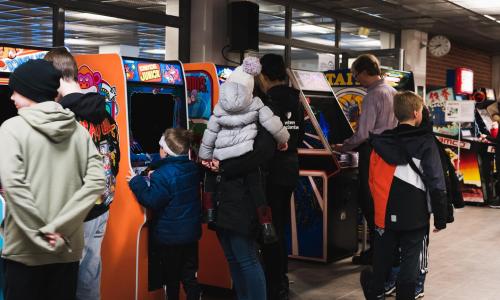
{"left": 287, "top": 69, "right": 358, "bottom": 262}
{"left": 183, "top": 62, "right": 232, "bottom": 290}
{"left": 74, "top": 54, "right": 188, "bottom": 300}
{"left": 427, "top": 68, "right": 496, "bottom": 204}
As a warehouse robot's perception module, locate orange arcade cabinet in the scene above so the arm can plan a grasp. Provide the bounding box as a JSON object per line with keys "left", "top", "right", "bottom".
{"left": 183, "top": 62, "right": 232, "bottom": 290}
{"left": 73, "top": 54, "right": 189, "bottom": 300}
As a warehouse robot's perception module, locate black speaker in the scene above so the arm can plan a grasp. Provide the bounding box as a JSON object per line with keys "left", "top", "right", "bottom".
{"left": 228, "top": 1, "right": 259, "bottom": 52}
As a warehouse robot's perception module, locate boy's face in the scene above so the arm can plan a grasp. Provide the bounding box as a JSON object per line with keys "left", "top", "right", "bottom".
{"left": 11, "top": 91, "right": 36, "bottom": 109}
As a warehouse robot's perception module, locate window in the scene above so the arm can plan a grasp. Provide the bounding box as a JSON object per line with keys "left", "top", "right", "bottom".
{"left": 257, "top": 0, "right": 286, "bottom": 37}
{"left": 340, "top": 22, "right": 394, "bottom": 51}
{"left": 291, "top": 48, "right": 335, "bottom": 72}
{"left": 259, "top": 42, "right": 285, "bottom": 57}
{"left": 292, "top": 9, "right": 335, "bottom": 47}
{"left": 65, "top": 11, "right": 168, "bottom": 60}
{"left": 0, "top": 1, "right": 52, "bottom": 48}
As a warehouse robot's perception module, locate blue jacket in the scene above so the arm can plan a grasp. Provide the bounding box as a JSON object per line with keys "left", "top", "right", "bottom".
{"left": 129, "top": 155, "right": 201, "bottom": 245}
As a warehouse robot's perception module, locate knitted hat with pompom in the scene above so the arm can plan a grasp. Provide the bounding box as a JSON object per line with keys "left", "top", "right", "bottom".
{"left": 226, "top": 56, "right": 261, "bottom": 95}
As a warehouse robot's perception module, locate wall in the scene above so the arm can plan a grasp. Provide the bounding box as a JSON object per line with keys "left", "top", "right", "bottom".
{"left": 426, "top": 43, "right": 492, "bottom": 88}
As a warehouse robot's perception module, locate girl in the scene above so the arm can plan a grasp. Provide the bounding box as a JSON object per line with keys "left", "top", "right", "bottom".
{"left": 128, "top": 128, "right": 201, "bottom": 300}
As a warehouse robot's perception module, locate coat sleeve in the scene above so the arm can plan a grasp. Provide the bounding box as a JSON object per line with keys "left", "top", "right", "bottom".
{"left": 258, "top": 105, "right": 290, "bottom": 145}
{"left": 129, "top": 171, "right": 173, "bottom": 210}
{"left": 39, "top": 131, "right": 106, "bottom": 238}
{"left": 421, "top": 139, "right": 448, "bottom": 230}
{"left": 198, "top": 115, "right": 220, "bottom": 160}
{"left": 219, "top": 127, "right": 276, "bottom": 178}
{"left": 0, "top": 123, "right": 51, "bottom": 250}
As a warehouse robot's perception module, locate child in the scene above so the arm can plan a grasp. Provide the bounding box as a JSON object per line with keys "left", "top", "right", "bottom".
{"left": 360, "top": 91, "right": 448, "bottom": 300}
{"left": 128, "top": 128, "right": 201, "bottom": 300}
{"left": 198, "top": 56, "right": 290, "bottom": 243}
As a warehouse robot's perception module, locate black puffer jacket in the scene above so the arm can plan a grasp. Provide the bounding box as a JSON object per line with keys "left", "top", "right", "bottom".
{"left": 214, "top": 126, "right": 276, "bottom": 236}
{"left": 60, "top": 92, "right": 120, "bottom": 221}
{"left": 264, "top": 85, "right": 304, "bottom": 187}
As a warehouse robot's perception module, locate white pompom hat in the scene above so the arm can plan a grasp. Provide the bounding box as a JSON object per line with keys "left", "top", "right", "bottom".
{"left": 227, "top": 56, "right": 262, "bottom": 94}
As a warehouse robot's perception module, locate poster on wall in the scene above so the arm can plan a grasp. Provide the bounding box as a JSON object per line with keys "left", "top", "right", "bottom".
{"left": 426, "top": 87, "right": 459, "bottom": 135}
{"left": 324, "top": 69, "right": 366, "bottom": 130}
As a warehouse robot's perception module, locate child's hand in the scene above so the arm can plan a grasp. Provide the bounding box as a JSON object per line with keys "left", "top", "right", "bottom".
{"left": 278, "top": 142, "right": 288, "bottom": 151}
{"left": 126, "top": 168, "right": 136, "bottom": 182}
{"left": 147, "top": 170, "right": 155, "bottom": 177}
{"left": 210, "top": 159, "right": 220, "bottom": 172}
{"left": 201, "top": 159, "right": 212, "bottom": 169}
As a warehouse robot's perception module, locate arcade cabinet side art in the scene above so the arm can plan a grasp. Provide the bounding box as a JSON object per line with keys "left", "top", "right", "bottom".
{"left": 74, "top": 54, "right": 163, "bottom": 300}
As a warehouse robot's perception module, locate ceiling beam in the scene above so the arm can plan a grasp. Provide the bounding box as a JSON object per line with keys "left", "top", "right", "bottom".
{"left": 14, "top": 0, "right": 181, "bottom": 27}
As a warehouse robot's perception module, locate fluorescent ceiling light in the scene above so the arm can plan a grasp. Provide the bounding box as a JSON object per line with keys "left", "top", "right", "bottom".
{"left": 295, "top": 36, "right": 335, "bottom": 45}
{"left": 65, "top": 24, "right": 123, "bottom": 35}
{"left": 65, "top": 38, "right": 105, "bottom": 46}
{"left": 484, "top": 14, "right": 496, "bottom": 20}
{"left": 259, "top": 44, "right": 285, "bottom": 50}
{"left": 449, "top": 0, "right": 500, "bottom": 15}
{"left": 292, "top": 23, "right": 334, "bottom": 34}
{"left": 142, "top": 49, "right": 166, "bottom": 55}
{"left": 66, "top": 12, "right": 132, "bottom": 23}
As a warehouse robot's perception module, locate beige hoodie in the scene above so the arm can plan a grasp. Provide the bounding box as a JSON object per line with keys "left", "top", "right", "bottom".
{"left": 0, "top": 101, "right": 105, "bottom": 266}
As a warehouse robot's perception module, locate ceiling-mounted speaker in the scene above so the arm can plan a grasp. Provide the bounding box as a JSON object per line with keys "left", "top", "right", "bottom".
{"left": 228, "top": 1, "right": 259, "bottom": 52}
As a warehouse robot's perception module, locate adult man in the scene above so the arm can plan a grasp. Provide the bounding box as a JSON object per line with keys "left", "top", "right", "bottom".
{"left": 334, "top": 54, "right": 398, "bottom": 265}
{"left": 45, "top": 47, "right": 120, "bottom": 300}
{"left": 0, "top": 59, "right": 105, "bottom": 300}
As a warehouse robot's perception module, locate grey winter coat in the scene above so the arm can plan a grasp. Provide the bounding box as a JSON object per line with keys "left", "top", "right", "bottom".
{"left": 199, "top": 81, "right": 289, "bottom": 161}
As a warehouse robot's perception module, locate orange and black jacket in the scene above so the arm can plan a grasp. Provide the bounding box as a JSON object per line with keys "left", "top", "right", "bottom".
{"left": 369, "top": 124, "right": 448, "bottom": 231}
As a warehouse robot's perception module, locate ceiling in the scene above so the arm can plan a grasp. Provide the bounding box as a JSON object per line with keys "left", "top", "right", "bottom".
{"left": 0, "top": 0, "right": 167, "bottom": 59}
{"left": 282, "top": 0, "right": 500, "bottom": 54}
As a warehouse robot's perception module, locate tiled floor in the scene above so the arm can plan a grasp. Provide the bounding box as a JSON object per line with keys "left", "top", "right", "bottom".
{"left": 204, "top": 206, "right": 500, "bottom": 299}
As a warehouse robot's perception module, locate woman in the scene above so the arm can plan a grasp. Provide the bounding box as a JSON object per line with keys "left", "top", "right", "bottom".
{"left": 258, "top": 54, "right": 304, "bottom": 300}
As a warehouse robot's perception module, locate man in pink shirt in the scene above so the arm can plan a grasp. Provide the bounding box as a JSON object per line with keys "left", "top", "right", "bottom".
{"left": 334, "top": 54, "right": 397, "bottom": 265}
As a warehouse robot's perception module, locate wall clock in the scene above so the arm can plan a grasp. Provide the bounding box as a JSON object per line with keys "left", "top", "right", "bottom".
{"left": 428, "top": 35, "right": 451, "bottom": 57}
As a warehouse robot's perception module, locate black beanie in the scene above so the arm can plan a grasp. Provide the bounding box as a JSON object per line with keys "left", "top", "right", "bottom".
{"left": 9, "top": 59, "right": 62, "bottom": 103}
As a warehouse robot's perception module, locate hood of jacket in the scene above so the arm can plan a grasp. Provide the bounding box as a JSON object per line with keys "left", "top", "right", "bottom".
{"left": 59, "top": 92, "right": 107, "bottom": 124}
{"left": 218, "top": 81, "right": 253, "bottom": 113}
{"left": 370, "top": 124, "right": 431, "bottom": 165}
{"left": 266, "top": 84, "right": 300, "bottom": 111}
{"left": 18, "top": 101, "right": 77, "bottom": 143}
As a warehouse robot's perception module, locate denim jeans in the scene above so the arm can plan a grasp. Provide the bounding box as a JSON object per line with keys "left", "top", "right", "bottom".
{"left": 216, "top": 229, "right": 266, "bottom": 300}
{"left": 76, "top": 211, "right": 109, "bottom": 300}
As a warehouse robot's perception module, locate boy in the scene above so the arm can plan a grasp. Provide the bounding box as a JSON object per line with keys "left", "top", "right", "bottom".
{"left": 361, "top": 91, "right": 448, "bottom": 300}
{"left": 0, "top": 59, "right": 105, "bottom": 300}
{"left": 44, "top": 47, "right": 120, "bottom": 300}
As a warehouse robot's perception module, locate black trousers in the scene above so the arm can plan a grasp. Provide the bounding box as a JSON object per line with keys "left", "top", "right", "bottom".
{"left": 4, "top": 259, "right": 79, "bottom": 300}
{"left": 262, "top": 183, "right": 294, "bottom": 298}
{"left": 372, "top": 227, "right": 427, "bottom": 300}
{"left": 159, "top": 242, "right": 201, "bottom": 300}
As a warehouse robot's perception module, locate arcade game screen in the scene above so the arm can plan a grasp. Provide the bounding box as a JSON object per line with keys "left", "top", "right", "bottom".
{"left": 382, "top": 69, "right": 415, "bottom": 92}
{"left": 0, "top": 86, "right": 15, "bottom": 126}
{"left": 306, "top": 94, "right": 354, "bottom": 145}
{"left": 216, "top": 65, "right": 235, "bottom": 85}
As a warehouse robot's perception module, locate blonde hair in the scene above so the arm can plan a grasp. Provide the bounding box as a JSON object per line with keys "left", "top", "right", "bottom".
{"left": 163, "top": 128, "right": 194, "bottom": 155}
{"left": 393, "top": 91, "right": 423, "bottom": 122}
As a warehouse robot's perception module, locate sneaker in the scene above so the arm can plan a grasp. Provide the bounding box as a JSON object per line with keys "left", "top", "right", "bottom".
{"left": 489, "top": 197, "right": 500, "bottom": 208}
{"left": 384, "top": 266, "right": 400, "bottom": 296}
{"left": 414, "top": 287, "right": 424, "bottom": 299}
{"left": 384, "top": 280, "right": 396, "bottom": 296}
